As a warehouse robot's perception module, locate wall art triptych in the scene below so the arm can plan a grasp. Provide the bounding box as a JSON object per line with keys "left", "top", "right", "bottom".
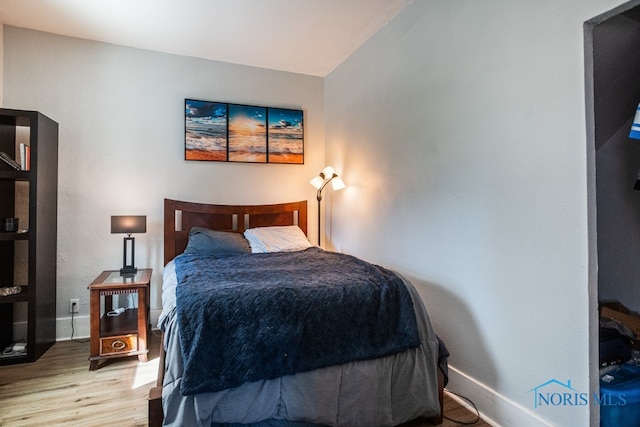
{"left": 185, "top": 99, "right": 304, "bottom": 164}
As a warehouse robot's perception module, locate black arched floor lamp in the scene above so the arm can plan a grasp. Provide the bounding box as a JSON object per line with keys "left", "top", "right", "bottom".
{"left": 309, "top": 166, "right": 345, "bottom": 246}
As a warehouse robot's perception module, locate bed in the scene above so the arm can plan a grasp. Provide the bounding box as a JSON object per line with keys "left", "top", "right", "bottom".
{"left": 148, "top": 198, "right": 447, "bottom": 427}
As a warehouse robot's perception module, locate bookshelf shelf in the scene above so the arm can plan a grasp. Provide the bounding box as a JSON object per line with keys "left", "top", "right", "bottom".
{"left": 0, "top": 170, "right": 29, "bottom": 181}
{"left": 0, "top": 231, "right": 30, "bottom": 241}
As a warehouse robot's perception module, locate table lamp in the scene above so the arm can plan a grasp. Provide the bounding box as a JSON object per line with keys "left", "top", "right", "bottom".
{"left": 111, "top": 215, "right": 146, "bottom": 275}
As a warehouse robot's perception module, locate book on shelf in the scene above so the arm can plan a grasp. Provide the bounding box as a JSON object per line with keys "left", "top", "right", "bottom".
{"left": 19, "top": 143, "right": 30, "bottom": 171}
{"left": 0, "top": 151, "right": 21, "bottom": 171}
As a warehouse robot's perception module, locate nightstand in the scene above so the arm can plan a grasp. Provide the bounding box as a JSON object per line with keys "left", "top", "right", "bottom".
{"left": 88, "top": 268, "right": 152, "bottom": 371}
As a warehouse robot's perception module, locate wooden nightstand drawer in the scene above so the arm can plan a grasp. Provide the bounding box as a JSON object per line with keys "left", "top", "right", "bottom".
{"left": 100, "top": 335, "right": 137, "bottom": 356}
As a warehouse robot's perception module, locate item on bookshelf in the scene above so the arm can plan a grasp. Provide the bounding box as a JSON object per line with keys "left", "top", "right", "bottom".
{"left": 2, "top": 341, "right": 27, "bottom": 357}
{"left": 0, "top": 286, "right": 22, "bottom": 297}
{"left": 0, "top": 151, "right": 21, "bottom": 170}
{"left": 2, "top": 217, "right": 18, "bottom": 232}
{"left": 19, "top": 143, "right": 30, "bottom": 171}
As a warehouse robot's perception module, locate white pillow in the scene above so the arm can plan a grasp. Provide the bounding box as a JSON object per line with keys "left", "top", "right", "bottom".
{"left": 244, "top": 225, "right": 312, "bottom": 253}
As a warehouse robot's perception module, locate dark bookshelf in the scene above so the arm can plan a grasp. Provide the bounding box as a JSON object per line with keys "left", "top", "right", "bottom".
{"left": 0, "top": 108, "right": 58, "bottom": 365}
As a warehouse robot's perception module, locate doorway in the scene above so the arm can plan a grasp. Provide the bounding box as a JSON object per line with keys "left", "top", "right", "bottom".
{"left": 585, "top": 1, "right": 640, "bottom": 424}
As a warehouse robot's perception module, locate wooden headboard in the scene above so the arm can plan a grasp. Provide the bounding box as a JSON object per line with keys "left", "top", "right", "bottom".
{"left": 163, "top": 199, "right": 308, "bottom": 265}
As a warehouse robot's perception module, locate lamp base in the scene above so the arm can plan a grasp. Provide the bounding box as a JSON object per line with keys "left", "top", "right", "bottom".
{"left": 120, "top": 236, "right": 137, "bottom": 276}
{"left": 120, "top": 266, "right": 137, "bottom": 276}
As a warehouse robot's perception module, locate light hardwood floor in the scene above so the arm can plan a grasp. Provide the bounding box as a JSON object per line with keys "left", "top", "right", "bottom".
{"left": 0, "top": 333, "right": 489, "bottom": 426}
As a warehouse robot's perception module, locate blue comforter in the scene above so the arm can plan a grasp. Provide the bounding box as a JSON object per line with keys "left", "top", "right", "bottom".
{"left": 174, "top": 247, "right": 420, "bottom": 395}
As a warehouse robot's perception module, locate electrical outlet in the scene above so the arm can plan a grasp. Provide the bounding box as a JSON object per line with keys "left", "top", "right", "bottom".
{"left": 70, "top": 298, "right": 79, "bottom": 313}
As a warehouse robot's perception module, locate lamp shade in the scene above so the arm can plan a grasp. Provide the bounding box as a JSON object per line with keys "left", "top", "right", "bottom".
{"left": 111, "top": 215, "right": 147, "bottom": 234}
{"left": 331, "top": 176, "right": 346, "bottom": 191}
{"left": 631, "top": 102, "right": 640, "bottom": 140}
{"left": 309, "top": 175, "right": 324, "bottom": 189}
{"left": 321, "top": 166, "right": 335, "bottom": 177}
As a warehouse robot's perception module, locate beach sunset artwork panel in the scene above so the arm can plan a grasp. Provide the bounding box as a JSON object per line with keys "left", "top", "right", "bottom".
{"left": 228, "top": 104, "right": 267, "bottom": 163}
{"left": 267, "top": 108, "right": 303, "bottom": 164}
{"left": 185, "top": 99, "right": 227, "bottom": 161}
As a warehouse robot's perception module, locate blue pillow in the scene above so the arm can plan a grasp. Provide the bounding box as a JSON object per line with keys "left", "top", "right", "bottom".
{"left": 184, "top": 227, "right": 251, "bottom": 254}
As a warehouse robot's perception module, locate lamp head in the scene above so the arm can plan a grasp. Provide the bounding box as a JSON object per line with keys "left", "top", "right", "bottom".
{"left": 111, "top": 215, "right": 147, "bottom": 236}
{"left": 321, "top": 166, "right": 335, "bottom": 177}
{"left": 310, "top": 166, "right": 346, "bottom": 202}
{"left": 331, "top": 175, "right": 345, "bottom": 191}
{"left": 309, "top": 175, "right": 324, "bottom": 190}
{"left": 309, "top": 166, "right": 345, "bottom": 193}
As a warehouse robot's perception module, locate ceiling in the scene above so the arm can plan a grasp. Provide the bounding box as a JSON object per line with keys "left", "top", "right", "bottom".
{"left": 0, "top": 0, "right": 412, "bottom": 77}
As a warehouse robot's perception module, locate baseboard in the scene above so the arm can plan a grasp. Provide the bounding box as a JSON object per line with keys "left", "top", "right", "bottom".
{"left": 446, "top": 365, "right": 557, "bottom": 427}
{"left": 56, "top": 314, "right": 90, "bottom": 341}
{"left": 55, "top": 308, "right": 163, "bottom": 341}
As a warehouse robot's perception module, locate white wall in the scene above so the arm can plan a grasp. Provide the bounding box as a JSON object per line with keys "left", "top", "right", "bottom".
{"left": 324, "top": 1, "right": 624, "bottom": 426}
{"left": 2, "top": 26, "right": 324, "bottom": 339}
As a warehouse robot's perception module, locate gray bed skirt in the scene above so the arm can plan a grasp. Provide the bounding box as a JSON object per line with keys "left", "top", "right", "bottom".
{"left": 159, "top": 261, "right": 446, "bottom": 427}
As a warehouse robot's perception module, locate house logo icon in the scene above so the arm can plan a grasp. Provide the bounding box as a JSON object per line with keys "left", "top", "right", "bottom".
{"left": 527, "top": 379, "right": 588, "bottom": 409}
